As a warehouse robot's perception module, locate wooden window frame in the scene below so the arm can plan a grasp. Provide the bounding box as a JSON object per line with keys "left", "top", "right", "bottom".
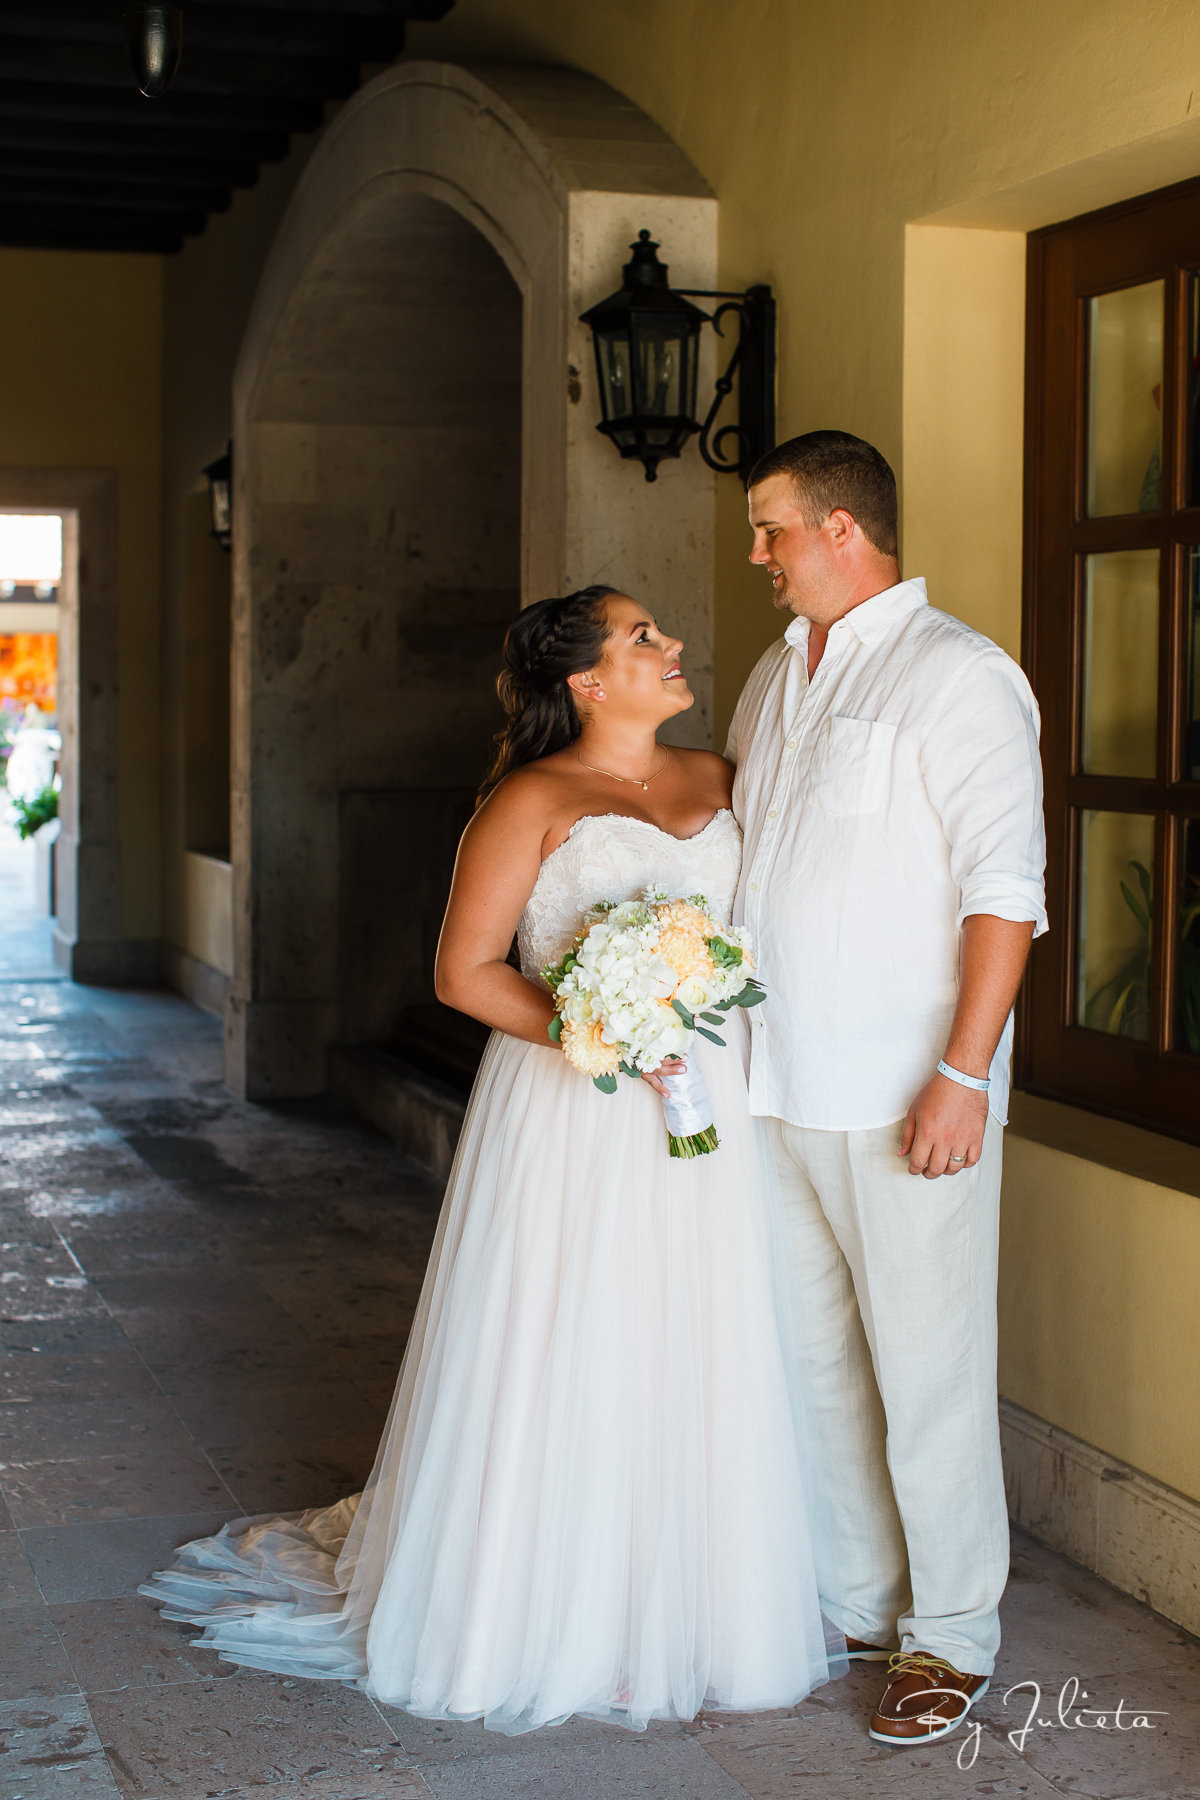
{"left": 1020, "top": 177, "right": 1200, "bottom": 1141}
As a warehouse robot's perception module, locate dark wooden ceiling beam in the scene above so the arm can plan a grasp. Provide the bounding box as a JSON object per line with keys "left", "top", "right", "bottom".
{"left": 184, "top": 0, "right": 452, "bottom": 16}
{"left": 0, "top": 133, "right": 259, "bottom": 185}
{"left": 0, "top": 0, "right": 457, "bottom": 254}
{"left": 0, "top": 142, "right": 258, "bottom": 188}
{"left": 0, "top": 40, "right": 362, "bottom": 101}
{"left": 0, "top": 117, "right": 288, "bottom": 167}
{"left": 0, "top": 79, "right": 325, "bottom": 136}
{"left": 0, "top": 3, "right": 410, "bottom": 63}
{"left": 0, "top": 175, "right": 232, "bottom": 214}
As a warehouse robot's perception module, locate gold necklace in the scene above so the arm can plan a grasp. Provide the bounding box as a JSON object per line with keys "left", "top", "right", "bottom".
{"left": 575, "top": 749, "right": 669, "bottom": 792}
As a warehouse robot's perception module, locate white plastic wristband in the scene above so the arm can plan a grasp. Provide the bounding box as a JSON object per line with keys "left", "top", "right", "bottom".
{"left": 937, "top": 1058, "right": 990, "bottom": 1093}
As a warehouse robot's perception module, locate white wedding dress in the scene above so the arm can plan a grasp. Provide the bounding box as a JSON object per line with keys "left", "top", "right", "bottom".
{"left": 141, "top": 810, "right": 843, "bottom": 1732}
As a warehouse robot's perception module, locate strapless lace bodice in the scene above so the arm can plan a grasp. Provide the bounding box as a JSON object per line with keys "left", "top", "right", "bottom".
{"left": 517, "top": 809, "right": 742, "bottom": 982}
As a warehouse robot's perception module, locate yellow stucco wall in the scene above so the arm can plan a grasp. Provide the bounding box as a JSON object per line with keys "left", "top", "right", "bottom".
{"left": 1001, "top": 1136, "right": 1200, "bottom": 1500}
{"left": 0, "top": 248, "right": 162, "bottom": 939}
{"left": 159, "top": 128, "right": 322, "bottom": 966}
{"left": 404, "top": 0, "right": 1200, "bottom": 1501}
{"left": 408, "top": 0, "right": 1200, "bottom": 735}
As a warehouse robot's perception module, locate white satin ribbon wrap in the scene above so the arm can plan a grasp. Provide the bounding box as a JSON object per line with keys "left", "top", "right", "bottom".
{"left": 659, "top": 1056, "right": 714, "bottom": 1139}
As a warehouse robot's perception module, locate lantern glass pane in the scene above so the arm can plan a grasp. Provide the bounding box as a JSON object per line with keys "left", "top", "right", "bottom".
{"left": 597, "top": 332, "right": 633, "bottom": 420}
{"left": 633, "top": 325, "right": 685, "bottom": 418}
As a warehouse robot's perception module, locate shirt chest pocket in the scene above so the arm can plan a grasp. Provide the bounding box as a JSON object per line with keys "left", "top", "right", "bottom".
{"left": 806, "top": 715, "right": 896, "bottom": 816}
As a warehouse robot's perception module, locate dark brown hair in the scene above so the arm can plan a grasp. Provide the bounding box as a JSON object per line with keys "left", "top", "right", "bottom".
{"left": 748, "top": 430, "right": 898, "bottom": 557}
{"left": 479, "top": 586, "right": 617, "bottom": 802}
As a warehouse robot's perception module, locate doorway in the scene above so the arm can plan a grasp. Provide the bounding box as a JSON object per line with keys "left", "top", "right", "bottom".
{"left": 0, "top": 510, "right": 62, "bottom": 976}
{"left": 0, "top": 467, "right": 124, "bottom": 983}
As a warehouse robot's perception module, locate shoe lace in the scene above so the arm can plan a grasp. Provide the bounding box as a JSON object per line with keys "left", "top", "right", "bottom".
{"left": 887, "top": 1651, "right": 962, "bottom": 1686}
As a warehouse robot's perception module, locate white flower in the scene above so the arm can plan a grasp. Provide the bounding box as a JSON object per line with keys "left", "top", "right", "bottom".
{"left": 676, "top": 973, "right": 715, "bottom": 1012}
{"left": 644, "top": 954, "right": 678, "bottom": 1000}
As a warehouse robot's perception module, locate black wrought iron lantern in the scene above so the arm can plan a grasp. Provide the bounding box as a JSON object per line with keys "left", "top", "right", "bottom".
{"left": 203, "top": 442, "right": 232, "bottom": 551}
{"left": 581, "top": 230, "right": 776, "bottom": 486}
{"left": 578, "top": 232, "right": 710, "bottom": 483}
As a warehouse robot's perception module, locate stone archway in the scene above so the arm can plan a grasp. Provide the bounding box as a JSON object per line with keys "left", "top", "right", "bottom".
{"left": 227, "top": 63, "right": 718, "bottom": 1100}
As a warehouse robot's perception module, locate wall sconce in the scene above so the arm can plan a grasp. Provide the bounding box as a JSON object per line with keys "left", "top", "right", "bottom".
{"left": 579, "top": 230, "right": 776, "bottom": 484}
{"left": 125, "top": 5, "right": 184, "bottom": 97}
{"left": 203, "top": 442, "right": 232, "bottom": 551}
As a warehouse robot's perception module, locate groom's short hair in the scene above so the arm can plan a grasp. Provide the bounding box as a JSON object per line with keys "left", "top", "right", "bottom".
{"left": 748, "top": 431, "right": 897, "bottom": 557}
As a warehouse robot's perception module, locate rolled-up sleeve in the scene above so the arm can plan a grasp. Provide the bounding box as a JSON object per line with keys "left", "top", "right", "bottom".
{"left": 920, "top": 650, "right": 1049, "bottom": 937}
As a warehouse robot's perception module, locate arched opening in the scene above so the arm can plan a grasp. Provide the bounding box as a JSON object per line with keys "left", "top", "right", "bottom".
{"left": 226, "top": 62, "right": 717, "bottom": 1104}
{"left": 245, "top": 191, "right": 521, "bottom": 1081}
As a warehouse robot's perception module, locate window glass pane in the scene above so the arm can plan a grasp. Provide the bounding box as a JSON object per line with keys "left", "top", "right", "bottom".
{"left": 1188, "top": 274, "right": 1200, "bottom": 508}
{"left": 1187, "top": 551, "right": 1200, "bottom": 780}
{"left": 1082, "top": 549, "right": 1159, "bottom": 776}
{"left": 1087, "top": 281, "right": 1163, "bottom": 516}
{"left": 1179, "top": 819, "right": 1200, "bottom": 1056}
{"left": 1078, "top": 809, "right": 1154, "bottom": 1040}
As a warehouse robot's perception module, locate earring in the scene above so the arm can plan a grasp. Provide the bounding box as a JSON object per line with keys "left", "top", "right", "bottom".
{"left": 595, "top": 689, "right": 605, "bottom": 699}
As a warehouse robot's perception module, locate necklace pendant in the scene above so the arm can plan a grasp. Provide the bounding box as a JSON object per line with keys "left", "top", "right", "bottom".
{"left": 640, "top": 781, "right": 648, "bottom": 790}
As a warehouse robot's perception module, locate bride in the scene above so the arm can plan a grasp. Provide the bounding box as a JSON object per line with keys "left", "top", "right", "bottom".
{"left": 141, "top": 584, "right": 844, "bottom": 1733}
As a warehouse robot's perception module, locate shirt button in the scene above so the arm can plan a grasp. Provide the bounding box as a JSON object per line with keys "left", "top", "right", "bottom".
{"left": 768, "top": 809, "right": 778, "bottom": 819}
{"left": 786, "top": 739, "right": 797, "bottom": 750}
{"left": 749, "top": 881, "right": 758, "bottom": 892}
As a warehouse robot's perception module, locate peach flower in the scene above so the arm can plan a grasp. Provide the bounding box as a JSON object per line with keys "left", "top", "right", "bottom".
{"left": 561, "top": 1018, "right": 620, "bottom": 1077}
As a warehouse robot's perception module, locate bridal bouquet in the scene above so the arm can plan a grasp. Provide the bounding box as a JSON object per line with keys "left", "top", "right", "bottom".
{"left": 542, "top": 888, "right": 765, "bottom": 1158}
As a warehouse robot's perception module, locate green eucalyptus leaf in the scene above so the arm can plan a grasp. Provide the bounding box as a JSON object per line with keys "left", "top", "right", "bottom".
{"left": 671, "top": 999, "right": 695, "bottom": 1029}
{"left": 547, "top": 1015, "right": 563, "bottom": 1042}
{"left": 592, "top": 1073, "right": 618, "bottom": 1094}
{"left": 729, "top": 984, "right": 766, "bottom": 1009}
{"left": 696, "top": 1027, "right": 726, "bottom": 1046}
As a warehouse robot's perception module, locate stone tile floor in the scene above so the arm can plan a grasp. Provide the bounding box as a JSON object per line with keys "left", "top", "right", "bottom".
{"left": 0, "top": 967, "right": 1196, "bottom": 1800}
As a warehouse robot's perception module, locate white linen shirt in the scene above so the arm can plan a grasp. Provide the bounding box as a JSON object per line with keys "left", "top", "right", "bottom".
{"left": 726, "top": 578, "right": 1047, "bottom": 1131}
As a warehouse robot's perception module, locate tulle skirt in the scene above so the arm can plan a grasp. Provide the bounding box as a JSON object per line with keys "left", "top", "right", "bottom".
{"left": 141, "top": 1017, "right": 844, "bottom": 1732}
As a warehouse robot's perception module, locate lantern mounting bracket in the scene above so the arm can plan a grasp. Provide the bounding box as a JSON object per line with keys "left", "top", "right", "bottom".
{"left": 579, "top": 232, "right": 775, "bottom": 485}
{"left": 674, "top": 286, "right": 776, "bottom": 484}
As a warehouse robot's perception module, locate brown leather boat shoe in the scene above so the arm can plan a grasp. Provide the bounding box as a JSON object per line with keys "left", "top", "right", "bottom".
{"left": 845, "top": 1635, "right": 894, "bottom": 1662}
{"left": 868, "top": 1651, "right": 989, "bottom": 1744}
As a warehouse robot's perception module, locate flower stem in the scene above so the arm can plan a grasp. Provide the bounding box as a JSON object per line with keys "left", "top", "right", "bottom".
{"left": 667, "top": 1126, "right": 720, "bottom": 1158}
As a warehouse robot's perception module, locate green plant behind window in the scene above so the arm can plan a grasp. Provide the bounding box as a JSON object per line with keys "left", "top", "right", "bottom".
{"left": 1180, "top": 870, "right": 1200, "bottom": 1056}
{"left": 1083, "top": 859, "right": 1152, "bottom": 1040}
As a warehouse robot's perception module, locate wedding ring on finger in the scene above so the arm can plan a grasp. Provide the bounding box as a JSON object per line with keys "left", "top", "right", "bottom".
{"left": 949, "top": 1153, "right": 967, "bottom": 1163}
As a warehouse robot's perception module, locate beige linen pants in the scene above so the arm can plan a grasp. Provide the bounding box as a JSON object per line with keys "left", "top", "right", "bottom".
{"left": 766, "top": 1114, "right": 1009, "bottom": 1677}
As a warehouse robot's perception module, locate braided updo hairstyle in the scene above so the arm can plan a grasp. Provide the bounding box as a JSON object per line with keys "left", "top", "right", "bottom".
{"left": 479, "top": 586, "right": 618, "bottom": 801}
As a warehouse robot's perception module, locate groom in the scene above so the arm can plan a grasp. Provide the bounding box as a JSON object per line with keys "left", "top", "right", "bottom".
{"left": 727, "top": 430, "right": 1046, "bottom": 1745}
